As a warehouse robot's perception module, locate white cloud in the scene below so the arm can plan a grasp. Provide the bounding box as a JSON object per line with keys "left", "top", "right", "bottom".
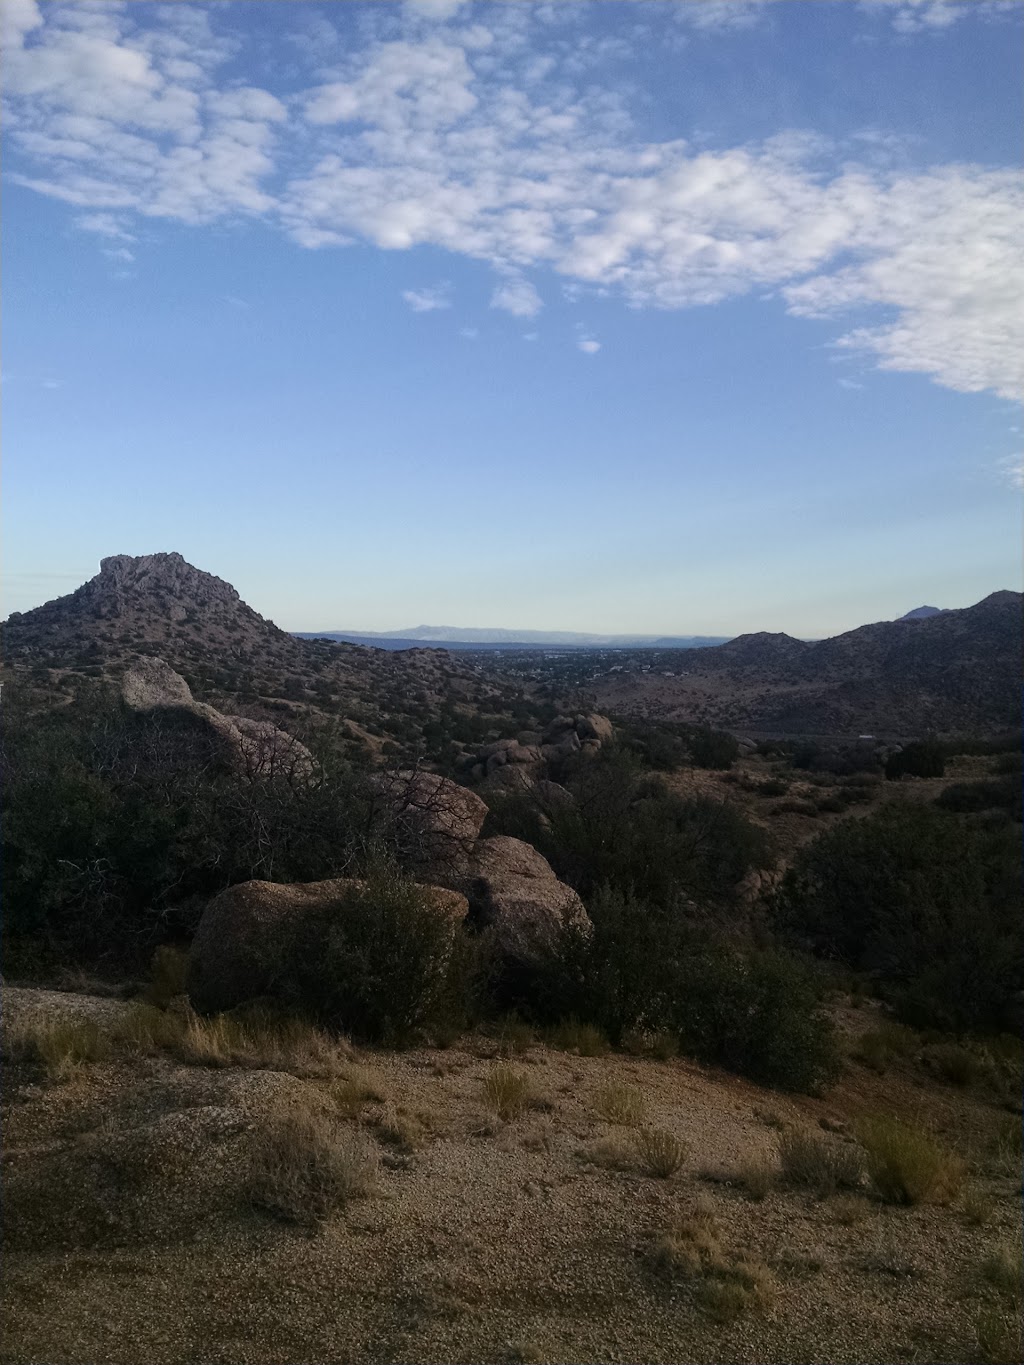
{"left": 995, "top": 452, "right": 1023, "bottom": 489}
{"left": 4, "top": 3, "right": 1022, "bottom": 400}
{"left": 459, "top": 325, "right": 479, "bottom": 339}
{"left": 404, "top": 0, "right": 468, "bottom": 19}
{"left": 577, "top": 336, "right": 601, "bottom": 354}
{"left": 672, "top": 2, "right": 772, "bottom": 32}
{"left": 490, "top": 274, "right": 543, "bottom": 317}
{"left": 858, "top": 1, "right": 1021, "bottom": 33}
{"left": 402, "top": 283, "right": 452, "bottom": 311}
{"left": 839, "top": 378, "right": 865, "bottom": 390}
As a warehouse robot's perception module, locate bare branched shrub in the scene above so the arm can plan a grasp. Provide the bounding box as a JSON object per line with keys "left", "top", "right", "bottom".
{"left": 778, "top": 1130, "right": 865, "bottom": 1196}
{"left": 248, "top": 1103, "right": 378, "bottom": 1225}
{"left": 634, "top": 1127, "right": 688, "bottom": 1178}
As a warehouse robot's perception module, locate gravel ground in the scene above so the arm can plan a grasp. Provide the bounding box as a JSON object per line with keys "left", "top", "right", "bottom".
{"left": 1, "top": 987, "right": 1019, "bottom": 1365}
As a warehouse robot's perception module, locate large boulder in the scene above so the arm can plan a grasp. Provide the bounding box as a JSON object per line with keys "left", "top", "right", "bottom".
{"left": 188, "top": 877, "right": 468, "bottom": 1014}
{"left": 121, "top": 657, "right": 315, "bottom": 782}
{"left": 576, "top": 713, "right": 614, "bottom": 744}
{"left": 372, "top": 771, "right": 488, "bottom": 881}
{"left": 463, "top": 836, "right": 591, "bottom": 972}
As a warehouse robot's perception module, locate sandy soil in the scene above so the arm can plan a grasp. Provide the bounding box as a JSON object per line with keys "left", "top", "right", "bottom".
{"left": 1, "top": 987, "right": 1019, "bottom": 1365}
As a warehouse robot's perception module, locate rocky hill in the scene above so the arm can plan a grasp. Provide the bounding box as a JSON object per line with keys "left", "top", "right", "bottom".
{"left": 593, "top": 591, "right": 1022, "bottom": 737}
{"left": 0, "top": 554, "right": 544, "bottom": 761}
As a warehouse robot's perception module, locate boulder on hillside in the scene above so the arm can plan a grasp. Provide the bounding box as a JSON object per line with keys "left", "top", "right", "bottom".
{"left": 188, "top": 877, "right": 469, "bottom": 1014}
{"left": 576, "top": 713, "right": 614, "bottom": 744}
{"left": 121, "top": 656, "right": 315, "bottom": 782}
{"left": 463, "top": 836, "right": 591, "bottom": 973}
{"left": 371, "top": 771, "right": 489, "bottom": 881}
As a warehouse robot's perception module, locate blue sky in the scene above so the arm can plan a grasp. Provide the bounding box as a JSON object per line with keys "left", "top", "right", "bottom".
{"left": 2, "top": 0, "right": 1021, "bottom": 637}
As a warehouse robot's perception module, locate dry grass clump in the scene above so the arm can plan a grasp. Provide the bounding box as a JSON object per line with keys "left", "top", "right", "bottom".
{"left": 593, "top": 1081, "right": 646, "bottom": 1127}
{"left": 852, "top": 1022, "right": 919, "bottom": 1074}
{"left": 634, "top": 1127, "right": 688, "bottom": 1179}
{"left": 975, "top": 1240, "right": 1023, "bottom": 1364}
{"left": 650, "top": 1199, "right": 774, "bottom": 1321}
{"left": 857, "top": 1114, "right": 966, "bottom": 1206}
{"left": 579, "top": 1137, "right": 634, "bottom": 1171}
{"left": 778, "top": 1130, "right": 865, "bottom": 1196}
{"left": 143, "top": 945, "right": 190, "bottom": 1008}
{"left": 830, "top": 1194, "right": 870, "bottom": 1226}
{"left": 375, "top": 1103, "right": 435, "bottom": 1153}
{"left": 734, "top": 1155, "right": 777, "bottom": 1202}
{"left": 482, "top": 1064, "right": 531, "bottom": 1120}
{"left": 248, "top": 1102, "right": 378, "bottom": 1225}
{"left": 2, "top": 1016, "right": 111, "bottom": 1082}
{"left": 961, "top": 1186, "right": 996, "bottom": 1227}
{"left": 328, "top": 1066, "right": 388, "bottom": 1118}
{"left": 546, "top": 1019, "right": 609, "bottom": 1056}
{"left": 494, "top": 1015, "right": 536, "bottom": 1056}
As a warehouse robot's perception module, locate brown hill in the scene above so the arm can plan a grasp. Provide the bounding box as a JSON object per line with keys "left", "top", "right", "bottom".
{"left": 594, "top": 591, "right": 1022, "bottom": 737}
{"left": 0, "top": 553, "right": 532, "bottom": 759}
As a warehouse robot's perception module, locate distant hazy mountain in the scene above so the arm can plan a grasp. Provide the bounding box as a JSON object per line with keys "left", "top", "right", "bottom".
{"left": 300, "top": 625, "right": 731, "bottom": 650}
{"left": 898, "top": 605, "right": 945, "bottom": 620}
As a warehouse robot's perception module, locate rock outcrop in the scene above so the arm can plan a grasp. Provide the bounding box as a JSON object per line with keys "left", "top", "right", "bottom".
{"left": 463, "top": 836, "right": 591, "bottom": 972}
{"left": 121, "top": 657, "right": 315, "bottom": 782}
{"left": 372, "top": 771, "right": 489, "bottom": 881}
{"left": 188, "top": 877, "right": 469, "bottom": 1013}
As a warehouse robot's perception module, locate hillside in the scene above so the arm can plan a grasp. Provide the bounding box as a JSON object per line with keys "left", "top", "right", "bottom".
{"left": 0, "top": 554, "right": 544, "bottom": 760}
{"left": 592, "top": 591, "right": 1022, "bottom": 737}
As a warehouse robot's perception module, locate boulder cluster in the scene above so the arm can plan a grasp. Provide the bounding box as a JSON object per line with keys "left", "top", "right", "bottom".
{"left": 122, "top": 656, "right": 315, "bottom": 783}
{"left": 188, "top": 769, "right": 591, "bottom": 1016}
{"left": 458, "top": 712, "right": 615, "bottom": 785}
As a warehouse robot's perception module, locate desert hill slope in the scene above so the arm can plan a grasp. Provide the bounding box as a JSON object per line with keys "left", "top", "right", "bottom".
{"left": 0, "top": 554, "right": 535, "bottom": 758}
{"left": 593, "top": 591, "right": 1022, "bottom": 736}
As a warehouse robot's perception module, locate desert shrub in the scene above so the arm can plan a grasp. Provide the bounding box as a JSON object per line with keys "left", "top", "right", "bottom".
{"left": 774, "top": 803, "right": 1022, "bottom": 1032}
{"left": 936, "top": 778, "right": 1021, "bottom": 819}
{"left": 540, "top": 753, "right": 771, "bottom": 908}
{"left": 634, "top": 1127, "right": 688, "bottom": 1178}
{"left": 482, "top": 1063, "right": 531, "bottom": 1120}
{"left": 688, "top": 728, "right": 740, "bottom": 770}
{"left": 886, "top": 740, "right": 945, "bottom": 779}
{"left": 0, "top": 687, "right": 405, "bottom": 968}
{"left": 279, "top": 867, "right": 474, "bottom": 1045}
{"left": 851, "top": 1021, "right": 920, "bottom": 1073}
{"left": 515, "top": 887, "right": 837, "bottom": 1093}
{"left": 144, "top": 944, "right": 190, "bottom": 1007}
{"left": 857, "top": 1115, "right": 965, "bottom": 1205}
{"left": 650, "top": 1200, "right": 774, "bottom": 1317}
{"left": 248, "top": 1104, "right": 378, "bottom": 1224}
{"left": 777, "top": 1130, "right": 865, "bottom": 1195}
{"left": 734, "top": 1156, "right": 777, "bottom": 1201}
{"left": 545, "top": 1018, "right": 610, "bottom": 1056}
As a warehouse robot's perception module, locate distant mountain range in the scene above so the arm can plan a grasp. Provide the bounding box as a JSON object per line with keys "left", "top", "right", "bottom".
{"left": 594, "top": 591, "right": 1021, "bottom": 736}
{"left": 295, "top": 626, "right": 731, "bottom": 651}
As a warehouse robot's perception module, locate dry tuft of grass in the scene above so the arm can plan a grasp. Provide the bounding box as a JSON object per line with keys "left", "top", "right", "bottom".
{"left": 634, "top": 1127, "right": 688, "bottom": 1179}
{"left": 734, "top": 1155, "right": 777, "bottom": 1201}
{"left": 961, "top": 1186, "right": 996, "bottom": 1227}
{"left": 328, "top": 1066, "right": 388, "bottom": 1118}
{"left": 494, "top": 1015, "right": 536, "bottom": 1057}
{"left": 579, "top": 1137, "right": 634, "bottom": 1171}
{"left": 857, "top": 1114, "right": 966, "bottom": 1206}
{"left": 482, "top": 1064, "right": 531, "bottom": 1120}
{"left": 143, "top": 945, "right": 190, "bottom": 1008}
{"left": 248, "top": 1102, "right": 378, "bottom": 1225}
{"left": 852, "top": 1022, "right": 919, "bottom": 1074}
{"left": 975, "top": 1240, "right": 1023, "bottom": 1363}
{"left": 778, "top": 1130, "right": 865, "bottom": 1196}
{"left": 593, "top": 1081, "right": 646, "bottom": 1127}
{"left": 980, "top": 1242, "right": 1023, "bottom": 1302}
{"left": 2, "top": 1016, "right": 111, "bottom": 1082}
{"left": 375, "top": 1104, "right": 435, "bottom": 1153}
{"left": 830, "top": 1194, "right": 870, "bottom": 1226}
{"left": 650, "top": 1199, "right": 774, "bottom": 1320}
{"left": 546, "top": 1019, "right": 609, "bottom": 1057}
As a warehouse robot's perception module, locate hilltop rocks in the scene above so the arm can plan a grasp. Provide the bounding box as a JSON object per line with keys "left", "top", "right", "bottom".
{"left": 188, "top": 877, "right": 469, "bottom": 1013}
{"left": 121, "top": 657, "right": 315, "bottom": 782}
{"left": 463, "top": 836, "right": 591, "bottom": 972}
{"left": 372, "top": 771, "right": 489, "bottom": 880}
{"left": 462, "top": 713, "right": 614, "bottom": 783}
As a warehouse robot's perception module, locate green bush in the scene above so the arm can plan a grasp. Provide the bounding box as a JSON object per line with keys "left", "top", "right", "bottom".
{"left": 509, "top": 886, "right": 837, "bottom": 1093}
{"left": 774, "top": 803, "right": 1022, "bottom": 1032}
{"left": 279, "top": 867, "right": 475, "bottom": 1045}
{"left": 541, "top": 753, "right": 772, "bottom": 908}
{"left": 886, "top": 740, "right": 945, "bottom": 780}
{"left": 688, "top": 728, "right": 740, "bottom": 770}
